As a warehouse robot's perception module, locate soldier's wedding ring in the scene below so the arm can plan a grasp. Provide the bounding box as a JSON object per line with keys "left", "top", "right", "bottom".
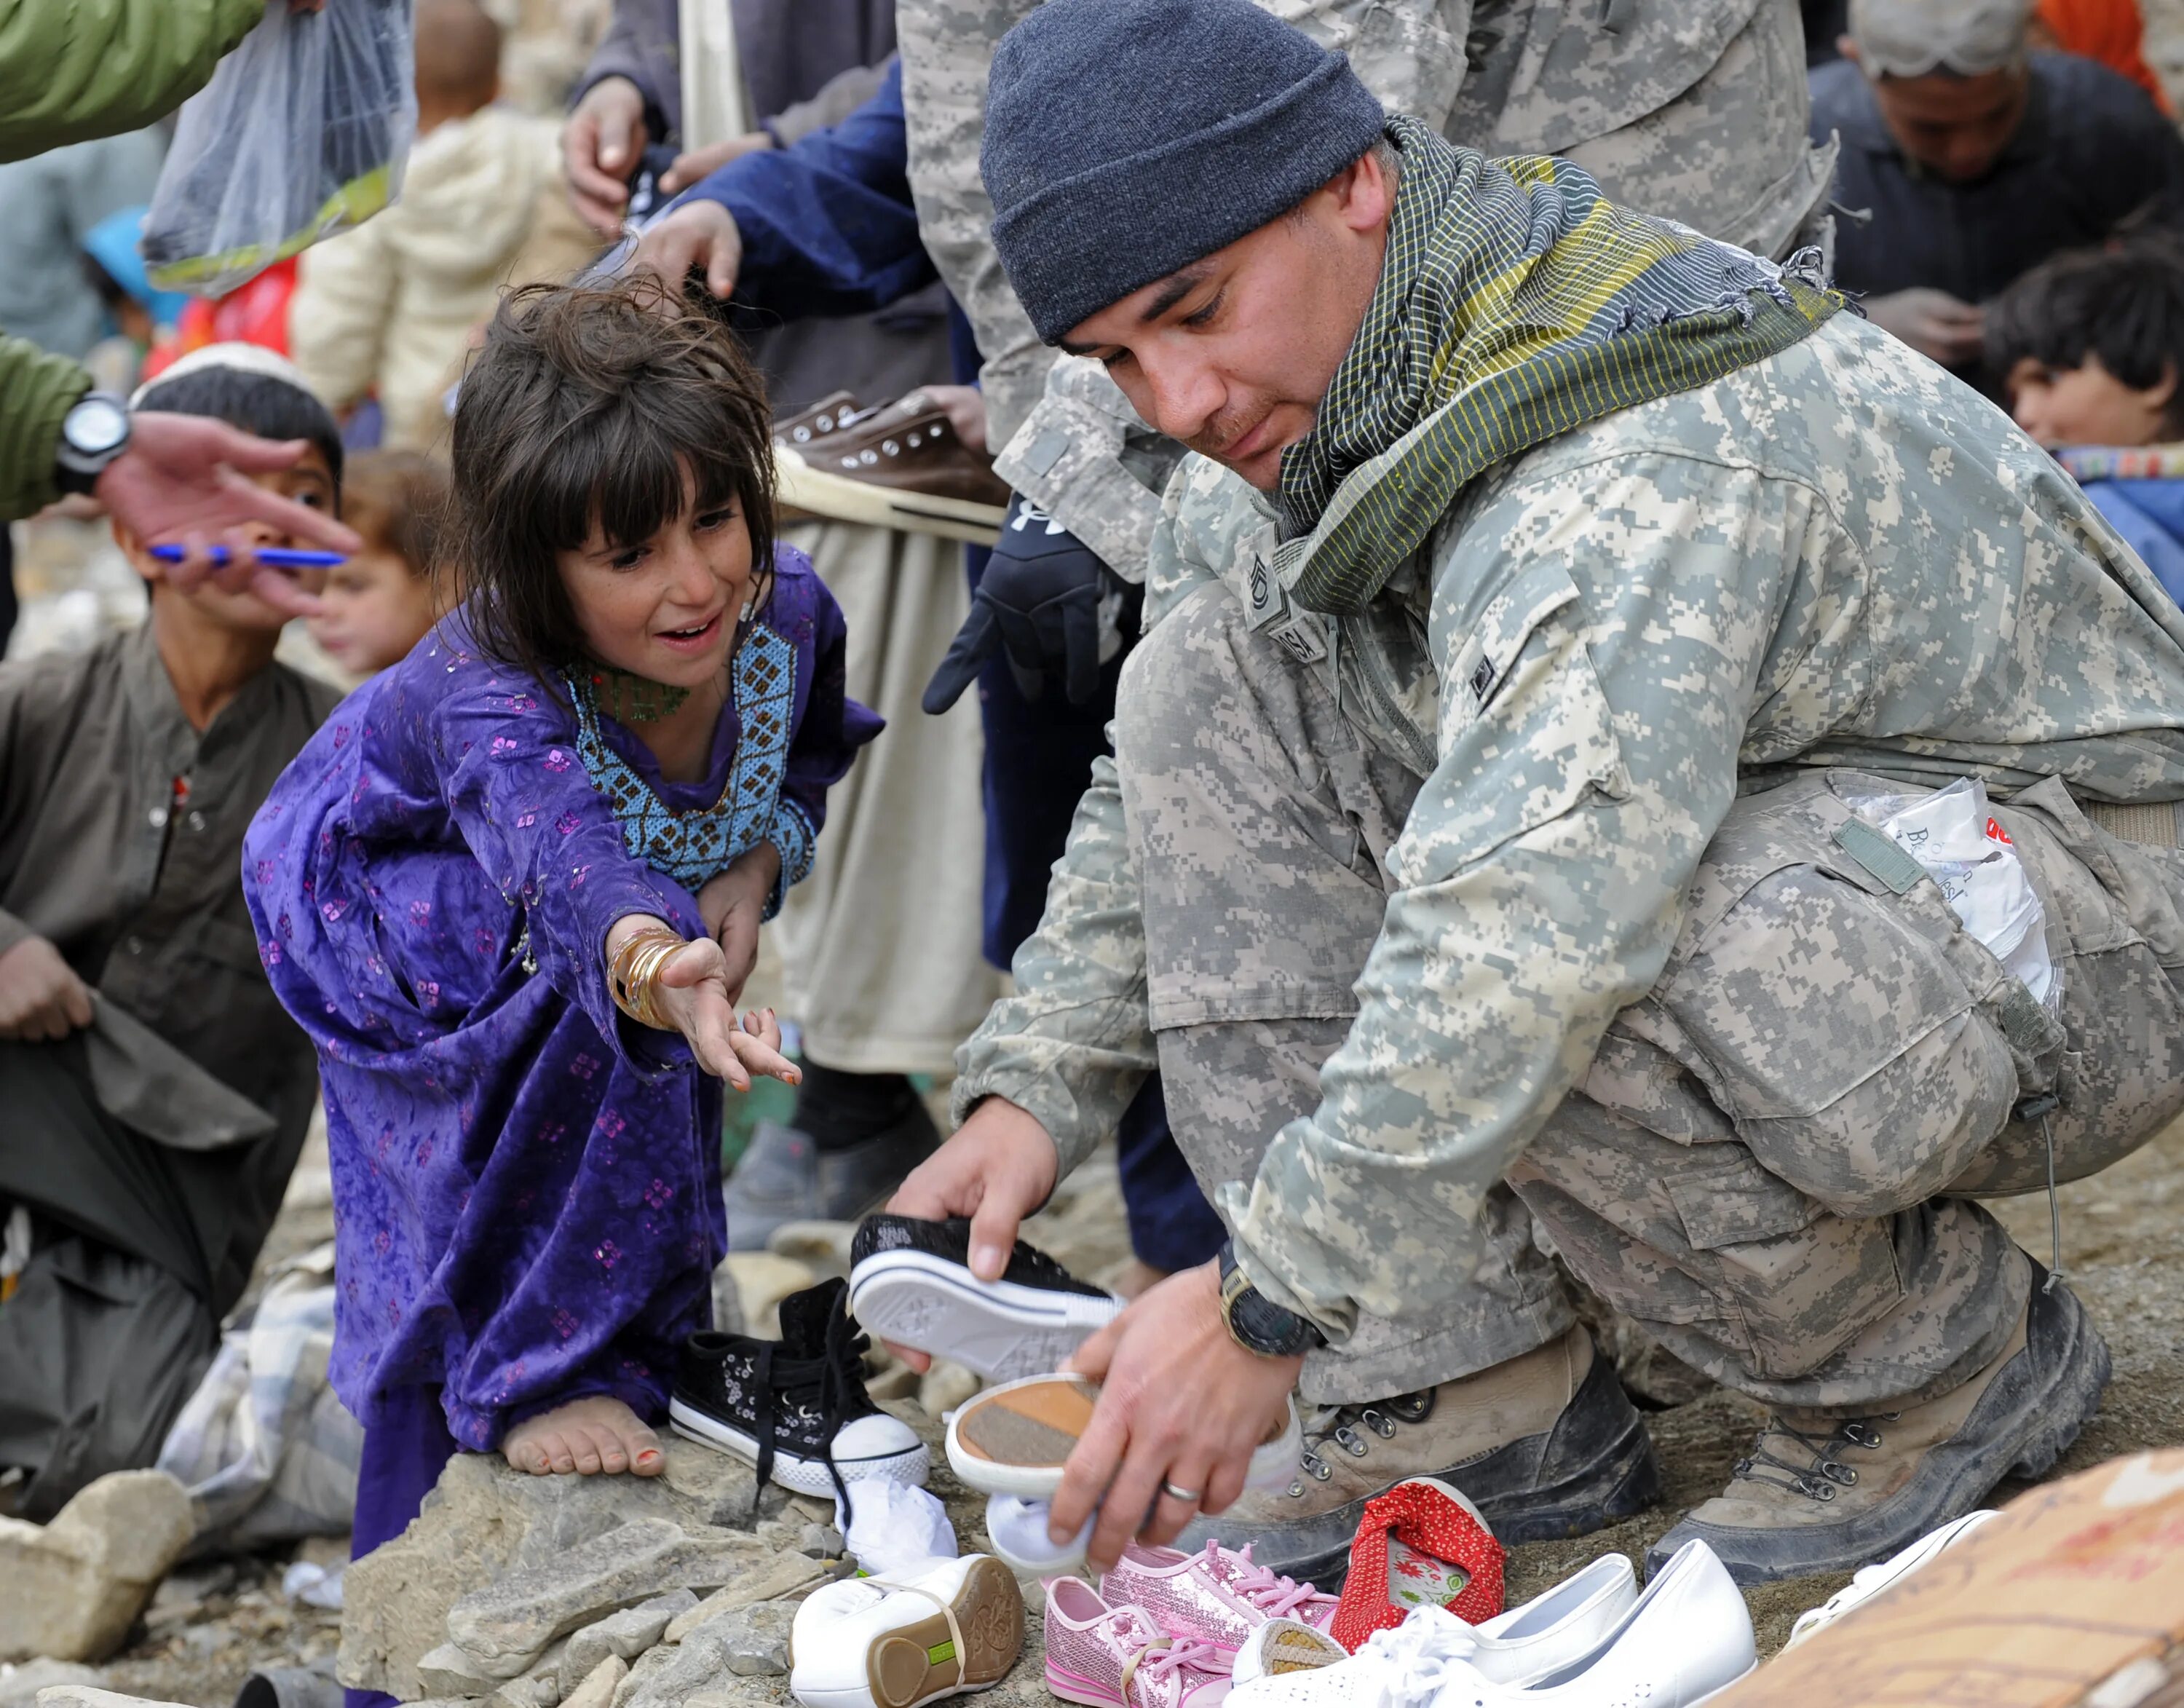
{"left": 1160, "top": 1481, "right": 1203, "bottom": 1504}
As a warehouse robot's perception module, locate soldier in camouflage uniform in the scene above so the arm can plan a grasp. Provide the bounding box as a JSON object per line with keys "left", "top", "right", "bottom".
{"left": 901, "top": 0, "right": 1838, "bottom": 572}
{"left": 890, "top": 0, "right": 2184, "bottom": 1586}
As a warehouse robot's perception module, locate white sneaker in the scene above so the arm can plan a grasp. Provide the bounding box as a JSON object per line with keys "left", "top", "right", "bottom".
{"left": 1783, "top": 1509, "right": 2000, "bottom": 1649}
{"left": 1231, "top": 1543, "right": 1747, "bottom": 1708}
{"left": 1230, "top": 1556, "right": 1637, "bottom": 1693}
{"left": 788, "top": 1554, "right": 1025, "bottom": 1708}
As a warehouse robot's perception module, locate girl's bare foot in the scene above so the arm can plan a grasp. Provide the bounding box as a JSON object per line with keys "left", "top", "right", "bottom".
{"left": 501, "top": 1395, "right": 665, "bottom": 1476}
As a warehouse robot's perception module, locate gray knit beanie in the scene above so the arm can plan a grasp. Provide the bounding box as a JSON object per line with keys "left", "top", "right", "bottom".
{"left": 981, "top": 0, "right": 1387, "bottom": 344}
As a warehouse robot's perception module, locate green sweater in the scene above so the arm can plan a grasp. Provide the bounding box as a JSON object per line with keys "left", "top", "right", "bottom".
{"left": 0, "top": 0, "right": 264, "bottom": 521}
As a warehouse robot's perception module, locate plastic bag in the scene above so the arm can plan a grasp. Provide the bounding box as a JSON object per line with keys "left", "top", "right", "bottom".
{"left": 1858, "top": 778, "right": 2059, "bottom": 1005}
{"left": 143, "top": 0, "right": 416, "bottom": 296}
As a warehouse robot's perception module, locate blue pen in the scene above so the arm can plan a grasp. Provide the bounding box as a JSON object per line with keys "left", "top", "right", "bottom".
{"left": 149, "top": 545, "right": 349, "bottom": 569}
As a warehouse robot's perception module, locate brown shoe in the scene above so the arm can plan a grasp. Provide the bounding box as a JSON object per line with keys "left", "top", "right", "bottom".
{"left": 1646, "top": 1260, "right": 2110, "bottom": 1584}
{"left": 772, "top": 390, "right": 869, "bottom": 450}
{"left": 775, "top": 392, "right": 1010, "bottom": 542}
{"left": 1175, "top": 1327, "right": 1659, "bottom": 1586}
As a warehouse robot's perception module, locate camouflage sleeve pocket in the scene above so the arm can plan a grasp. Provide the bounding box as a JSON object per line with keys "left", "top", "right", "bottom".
{"left": 1412, "top": 561, "right": 1633, "bottom": 881}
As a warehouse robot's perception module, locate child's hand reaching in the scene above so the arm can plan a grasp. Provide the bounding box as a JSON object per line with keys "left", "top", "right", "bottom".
{"left": 697, "top": 842, "right": 780, "bottom": 1005}
{"left": 607, "top": 915, "right": 799, "bottom": 1091}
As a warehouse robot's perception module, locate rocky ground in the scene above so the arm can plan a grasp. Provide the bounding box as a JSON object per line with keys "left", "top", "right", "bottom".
{"left": 9, "top": 1113, "right": 2184, "bottom": 1708}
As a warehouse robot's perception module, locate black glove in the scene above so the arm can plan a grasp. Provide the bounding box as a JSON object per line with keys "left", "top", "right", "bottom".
{"left": 922, "top": 496, "right": 1129, "bottom": 712}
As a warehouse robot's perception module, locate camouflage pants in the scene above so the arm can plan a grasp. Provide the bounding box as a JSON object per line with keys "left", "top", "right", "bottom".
{"left": 1117, "top": 582, "right": 2184, "bottom": 1410}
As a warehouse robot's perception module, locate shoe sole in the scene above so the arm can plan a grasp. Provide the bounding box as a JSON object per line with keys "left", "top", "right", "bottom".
{"left": 776, "top": 449, "right": 1008, "bottom": 545}
{"left": 790, "top": 1557, "right": 1024, "bottom": 1708}
{"left": 1648, "top": 1270, "right": 2112, "bottom": 1586}
{"left": 667, "top": 1399, "right": 933, "bottom": 1496}
{"left": 850, "top": 1250, "right": 1122, "bottom": 1381}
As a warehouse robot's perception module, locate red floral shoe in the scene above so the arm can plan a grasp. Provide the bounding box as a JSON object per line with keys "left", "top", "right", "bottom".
{"left": 1329, "top": 1476, "right": 1504, "bottom": 1651}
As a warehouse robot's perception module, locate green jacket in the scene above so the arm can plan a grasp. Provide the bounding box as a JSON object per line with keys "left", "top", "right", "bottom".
{"left": 0, "top": 0, "right": 264, "bottom": 521}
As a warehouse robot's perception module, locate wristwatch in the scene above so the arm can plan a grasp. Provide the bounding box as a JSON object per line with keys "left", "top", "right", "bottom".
{"left": 55, "top": 391, "right": 132, "bottom": 496}
{"left": 1217, "top": 1241, "right": 1324, "bottom": 1359}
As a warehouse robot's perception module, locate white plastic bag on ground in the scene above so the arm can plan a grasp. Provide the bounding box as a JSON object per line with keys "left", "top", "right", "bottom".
{"left": 143, "top": 0, "right": 416, "bottom": 294}
{"left": 834, "top": 1478, "right": 957, "bottom": 1579}
{"left": 1873, "top": 778, "right": 2057, "bottom": 1004}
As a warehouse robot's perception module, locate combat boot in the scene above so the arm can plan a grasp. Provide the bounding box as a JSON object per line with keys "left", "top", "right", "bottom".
{"left": 1646, "top": 1261, "right": 2110, "bottom": 1585}
{"left": 1177, "top": 1326, "right": 1660, "bottom": 1585}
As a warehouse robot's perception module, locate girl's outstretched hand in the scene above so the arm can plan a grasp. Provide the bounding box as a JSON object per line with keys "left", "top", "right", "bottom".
{"left": 652, "top": 937, "right": 801, "bottom": 1091}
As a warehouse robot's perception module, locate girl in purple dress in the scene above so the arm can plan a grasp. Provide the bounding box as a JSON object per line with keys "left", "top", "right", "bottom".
{"left": 244, "top": 281, "right": 879, "bottom": 1590}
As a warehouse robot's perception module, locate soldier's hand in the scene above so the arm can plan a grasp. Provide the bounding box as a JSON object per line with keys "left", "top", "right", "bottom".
{"left": 1865, "top": 288, "right": 1986, "bottom": 368}
{"left": 564, "top": 76, "right": 651, "bottom": 237}
{"left": 884, "top": 1096, "right": 1061, "bottom": 1370}
{"left": 629, "top": 198, "right": 744, "bottom": 301}
{"left": 0, "top": 936, "right": 95, "bottom": 1041}
{"left": 922, "top": 497, "right": 1133, "bottom": 713}
{"left": 1054, "top": 1262, "right": 1303, "bottom": 1571}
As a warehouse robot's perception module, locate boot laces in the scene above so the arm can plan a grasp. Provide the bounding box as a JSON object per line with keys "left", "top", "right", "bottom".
{"left": 1289, "top": 1392, "right": 1428, "bottom": 1495}
{"left": 1732, "top": 1412, "right": 1897, "bottom": 1503}
{"left": 750, "top": 1298, "right": 871, "bottom": 1524}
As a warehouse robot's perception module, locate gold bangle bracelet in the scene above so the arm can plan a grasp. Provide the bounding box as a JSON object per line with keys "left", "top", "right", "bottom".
{"left": 610, "top": 926, "right": 687, "bottom": 1029}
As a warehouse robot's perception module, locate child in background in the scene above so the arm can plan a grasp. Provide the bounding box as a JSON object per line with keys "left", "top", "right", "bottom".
{"left": 306, "top": 451, "right": 451, "bottom": 678}
{"left": 243, "top": 281, "right": 879, "bottom": 1639}
{"left": 288, "top": 0, "right": 601, "bottom": 453}
{"left": 1987, "top": 237, "right": 2184, "bottom": 606}
{"left": 0, "top": 345, "right": 344, "bottom": 1514}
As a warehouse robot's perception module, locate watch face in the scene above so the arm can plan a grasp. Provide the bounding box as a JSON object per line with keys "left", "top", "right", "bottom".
{"left": 66, "top": 396, "right": 130, "bottom": 456}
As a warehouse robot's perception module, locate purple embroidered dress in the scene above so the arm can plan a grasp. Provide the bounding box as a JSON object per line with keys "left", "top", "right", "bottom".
{"left": 242, "top": 547, "right": 879, "bottom": 1450}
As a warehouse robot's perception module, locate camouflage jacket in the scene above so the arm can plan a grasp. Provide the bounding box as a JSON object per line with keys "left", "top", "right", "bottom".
{"left": 901, "top": 0, "right": 1837, "bottom": 566}
{"left": 954, "top": 314, "right": 2184, "bottom": 1341}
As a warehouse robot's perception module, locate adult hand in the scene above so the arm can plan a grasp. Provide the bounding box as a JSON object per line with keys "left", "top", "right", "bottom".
{"left": 564, "top": 76, "right": 650, "bottom": 237}
{"left": 1864, "top": 288, "right": 1987, "bottom": 368}
{"left": 1054, "top": 1262, "right": 1303, "bottom": 1570}
{"left": 697, "top": 841, "right": 780, "bottom": 1005}
{"left": 98, "top": 413, "right": 360, "bottom": 619}
{"left": 629, "top": 198, "right": 743, "bottom": 301}
{"left": 913, "top": 384, "right": 989, "bottom": 456}
{"left": 659, "top": 131, "right": 775, "bottom": 196}
{"left": 884, "top": 1096, "right": 1061, "bottom": 1369}
{"left": 0, "top": 936, "right": 95, "bottom": 1041}
{"left": 922, "top": 497, "right": 1120, "bottom": 712}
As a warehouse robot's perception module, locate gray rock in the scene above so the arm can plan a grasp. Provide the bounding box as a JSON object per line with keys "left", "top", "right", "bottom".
{"left": 559, "top": 1592, "right": 697, "bottom": 1685}
{"left": 417, "top": 1645, "right": 506, "bottom": 1699}
{"left": 339, "top": 1444, "right": 796, "bottom": 1700}
{"left": 797, "top": 1525, "right": 843, "bottom": 1559}
{"left": 0, "top": 1661, "right": 102, "bottom": 1708}
{"left": 558, "top": 1656, "right": 626, "bottom": 1708}
{"left": 447, "top": 1519, "right": 782, "bottom": 1675}
{"left": 620, "top": 1605, "right": 796, "bottom": 1708}
{"left": 32, "top": 1692, "right": 194, "bottom": 1708}
{"left": 608, "top": 1646, "right": 677, "bottom": 1708}
{"left": 660, "top": 1557, "right": 832, "bottom": 1645}
{"left": 0, "top": 1473, "right": 195, "bottom": 1664}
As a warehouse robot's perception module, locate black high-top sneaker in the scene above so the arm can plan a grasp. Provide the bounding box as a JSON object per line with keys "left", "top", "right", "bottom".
{"left": 672, "top": 1277, "right": 929, "bottom": 1515}
{"left": 848, "top": 1213, "right": 1122, "bottom": 1380}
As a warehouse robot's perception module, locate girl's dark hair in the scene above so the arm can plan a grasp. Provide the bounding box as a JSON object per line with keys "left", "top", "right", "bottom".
{"left": 449, "top": 275, "right": 776, "bottom": 684}
{"left": 1986, "top": 236, "right": 2184, "bottom": 436}
{"left": 134, "top": 364, "right": 345, "bottom": 504}
{"left": 344, "top": 450, "right": 451, "bottom": 581}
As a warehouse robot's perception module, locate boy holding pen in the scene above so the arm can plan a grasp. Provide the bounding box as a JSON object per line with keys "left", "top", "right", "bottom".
{"left": 0, "top": 344, "right": 347, "bottom": 1516}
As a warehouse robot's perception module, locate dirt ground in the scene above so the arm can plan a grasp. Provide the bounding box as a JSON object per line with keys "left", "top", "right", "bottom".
{"left": 48, "top": 1117, "right": 2184, "bottom": 1707}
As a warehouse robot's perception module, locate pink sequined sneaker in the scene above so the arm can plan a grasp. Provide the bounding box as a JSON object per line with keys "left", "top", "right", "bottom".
{"left": 1043, "top": 1578, "right": 1234, "bottom": 1708}
{"left": 1099, "top": 1541, "right": 1339, "bottom": 1653}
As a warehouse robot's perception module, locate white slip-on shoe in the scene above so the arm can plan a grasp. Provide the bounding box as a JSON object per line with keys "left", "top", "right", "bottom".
{"left": 850, "top": 1214, "right": 1123, "bottom": 1380}
{"left": 1228, "top": 1557, "right": 1635, "bottom": 1698}
{"left": 788, "top": 1554, "right": 1024, "bottom": 1708}
{"left": 1783, "top": 1508, "right": 2001, "bottom": 1648}
{"left": 1509, "top": 1540, "right": 1754, "bottom": 1708}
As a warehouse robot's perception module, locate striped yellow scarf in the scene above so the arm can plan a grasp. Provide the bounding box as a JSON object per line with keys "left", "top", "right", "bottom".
{"left": 1278, "top": 119, "right": 1846, "bottom": 617}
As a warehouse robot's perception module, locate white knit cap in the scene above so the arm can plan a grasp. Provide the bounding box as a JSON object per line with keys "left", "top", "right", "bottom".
{"left": 1849, "top": 0, "right": 2032, "bottom": 77}
{"left": 131, "top": 341, "right": 321, "bottom": 409}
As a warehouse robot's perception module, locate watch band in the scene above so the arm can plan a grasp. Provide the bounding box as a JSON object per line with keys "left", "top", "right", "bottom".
{"left": 1217, "top": 1241, "right": 1323, "bottom": 1359}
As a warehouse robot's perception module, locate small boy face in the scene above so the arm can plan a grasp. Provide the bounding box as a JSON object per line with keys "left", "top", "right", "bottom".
{"left": 2007, "top": 354, "right": 2177, "bottom": 450}
{"left": 308, "top": 547, "right": 440, "bottom": 676}
{"left": 122, "top": 445, "right": 341, "bottom": 634}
